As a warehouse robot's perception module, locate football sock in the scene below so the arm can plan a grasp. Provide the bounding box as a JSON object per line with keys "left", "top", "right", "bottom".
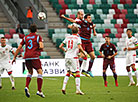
{"left": 88, "top": 59, "right": 94, "bottom": 71}
{"left": 37, "top": 74, "right": 43, "bottom": 92}
{"left": 113, "top": 72, "right": 117, "bottom": 81}
{"left": 9, "top": 74, "right": 15, "bottom": 87}
{"left": 0, "top": 75, "right": 1, "bottom": 86}
{"left": 103, "top": 72, "right": 107, "bottom": 81}
{"left": 62, "top": 74, "right": 70, "bottom": 90}
{"left": 79, "top": 58, "right": 83, "bottom": 67}
{"left": 128, "top": 71, "right": 134, "bottom": 83}
{"left": 134, "top": 70, "right": 138, "bottom": 83}
{"left": 81, "top": 57, "right": 87, "bottom": 71}
{"left": 75, "top": 74, "right": 80, "bottom": 92}
{"left": 25, "top": 74, "right": 32, "bottom": 88}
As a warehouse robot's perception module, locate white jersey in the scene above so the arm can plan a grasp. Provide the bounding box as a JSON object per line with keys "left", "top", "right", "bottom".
{"left": 63, "top": 34, "right": 81, "bottom": 58}
{"left": 0, "top": 44, "right": 13, "bottom": 62}
{"left": 125, "top": 36, "right": 138, "bottom": 55}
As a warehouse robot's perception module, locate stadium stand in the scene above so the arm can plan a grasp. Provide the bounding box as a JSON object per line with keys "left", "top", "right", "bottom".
{"left": 44, "top": 0, "right": 138, "bottom": 58}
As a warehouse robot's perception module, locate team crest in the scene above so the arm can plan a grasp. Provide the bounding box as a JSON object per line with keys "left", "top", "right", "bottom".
{"left": 110, "top": 48, "right": 113, "bottom": 50}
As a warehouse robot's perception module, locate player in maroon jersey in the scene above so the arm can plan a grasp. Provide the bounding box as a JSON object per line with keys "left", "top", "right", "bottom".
{"left": 61, "top": 14, "right": 96, "bottom": 77}
{"left": 12, "top": 24, "right": 45, "bottom": 98}
{"left": 99, "top": 36, "right": 118, "bottom": 87}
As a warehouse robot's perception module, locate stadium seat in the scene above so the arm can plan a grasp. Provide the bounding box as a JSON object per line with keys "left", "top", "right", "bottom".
{"left": 104, "top": 19, "right": 111, "bottom": 24}
{"left": 134, "top": 9, "right": 138, "bottom": 14}
{"left": 5, "top": 34, "right": 12, "bottom": 39}
{"left": 13, "top": 34, "right": 19, "bottom": 40}
{"left": 100, "top": 14, "right": 107, "bottom": 20}
{"left": 65, "top": 9, "right": 72, "bottom": 16}
{"left": 95, "top": 0, "right": 101, "bottom": 4}
{"left": 77, "top": 0, "right": 83, "bottom": 6}
{"left": 109, "top": 9, "right": 115, "bottom": 14}
{"left": 107, "top": 14, "right": 113, "bottom": 19}
{"left": 121, "top": 9, "right": 128, "bottom": 14}
{"left": 114, "top": 24, "right": 120, "bottom": 28}
{"left": 107, "top": 0, "right": 114, "bottom": 5}
{"left": 72, "top": 9, "right": 78, "bottom": 15}
{"left": 96, "top": 9, "right": 103, "bottom": 15}
{"left": 117, "top": 4, "right": 124, "bottom": 10}
{"left": 87, "top": 4, "right": 93, "bottom": 11}
{"left": 89, "top": 0, "right": 95, "bottom": 4}
{"left": 0, "top": 29, "right": 5, "bottom": 34}
{"left": 117, "top": 19, "right": 123, "bottom": 24}
{"left": 0, "top": 34, "right": 4, "bottom": 38}
{"left": 41, "top": 52, "right": 47, "bottom": 56}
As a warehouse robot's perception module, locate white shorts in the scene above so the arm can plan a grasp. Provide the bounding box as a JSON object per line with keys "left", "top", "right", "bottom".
{"left": 126, "top": 54, "right": 136, "bottom": 67}
{"left": 0, "top": 61, "right": 12, "bottom": 75}
{"left": 65, "top": 58, "right": 79, "bottom": 72}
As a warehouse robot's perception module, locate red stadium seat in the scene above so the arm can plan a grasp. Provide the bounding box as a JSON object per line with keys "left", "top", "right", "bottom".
{"left": 59, "top": 9, "right": 65, "bottom": 16}
{"left": 115, "top": 9, "right": 121, "bottom": 14}
{"left": 121, "top": 24, "right": 127, "bottom": 28}
{"left": 113, "top": 14, "right": 119, "bottom": 19}
{"left": 126, "top": 0, "right": 132, "bottom": 4}
{"left": 119, "top": 14, "right": 126, "bottom": 19}
{"left": 123, "top": 19, "right": 129, "bottom": 24}
{"left": 58, "top": 0, "right": 64, "bottom": 5}
{"left": 9, "top": 29, "right": 16, "bottom": 36}
{"left": 103, "top": 33, "right": 109, "bottom": 38}
{"left": 114, "top": 24, "right": 120, "bottom": 28}
{"left": 89, "top": 0, "right": 95, "bottom": 4}
{"left": 112, "top": 4, "right": 118, "bottom": 9}
{"left": 121, "top": 9, "right": 128, "bottom": 14}
{"left": 61, "top": 4, "right": 68, "bottom": 9}
{"left": 120, "top": 0, "right": 126, "bottom": 4}
{"left": 117, "top": 28, "right": 124, "bottom": 33}
{"left": 105, "top": 29, "right": 111, "bottom": 34}
{"left": 115, "top": 33, "right": 122, "bottom": 38}
{"left": 4, "top": 34, "right": 12, "bottom": 39}
{"left": 70, "top": 14, "right": 76, "bottom": 19}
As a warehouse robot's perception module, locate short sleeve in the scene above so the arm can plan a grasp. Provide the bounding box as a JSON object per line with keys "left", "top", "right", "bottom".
{"left": 37, "top": 35, "right": 43, "bottom": 43}
{"left": 77, "top": 37, "right": 81, "bottom": 45}
{"left": 133, "top": 37, "right": 138, "bottom": 46}
{"left": 113, "top": 44, "right": 117, "bottom": 52}
{"left": 20, "top": 37, "right": 25, "bottom": 46}
{"left": 99, "top": 44, "right": 104, "bottom": 52}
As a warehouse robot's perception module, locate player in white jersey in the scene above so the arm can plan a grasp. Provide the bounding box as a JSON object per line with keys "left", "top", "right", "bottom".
{"left": 0, "top": 37, "right": 15, "bottom": 89}
{"left": 59, "top": 26, "right": 87, "bottom": 95}
{"left": 123, "top": 29, "right": 138, "bottom": 86}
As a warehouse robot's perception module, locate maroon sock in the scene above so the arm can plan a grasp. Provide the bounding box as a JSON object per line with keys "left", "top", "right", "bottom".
{"left": 88, "top": 59, "right": 94, "bottom": 71}
{"left": 37, "top": 74, "right": 43, "bottom": 92}
{"left": 103, "top": 72, "right": 107, "bottom": 81}
{"left": 25, "top": 74, "right": 32, "bottom": 88}
{"left": 79, "top": 58, "right": 83, "bottom": 67}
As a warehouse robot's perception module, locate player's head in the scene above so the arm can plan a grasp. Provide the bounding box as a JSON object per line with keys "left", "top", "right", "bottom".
{"left": 29, "top": 24, "right": 37, "bottom": 33}
{"left": 105, "top": 36, "right": 110, "bottom": 44}
{"left": 72, "top": 26, "right": 78, "bottom": 34}
{"left": 126, "top": 29, "right": 132, "bottom": 38}
{"left": 84, "top": 14, "right": 92, "bottom": 23}
{"left": 1, "top": 37, "right": 6, "bottom": 45}
{"left": 77, "top": 11, "right": 84, "bottom": 20}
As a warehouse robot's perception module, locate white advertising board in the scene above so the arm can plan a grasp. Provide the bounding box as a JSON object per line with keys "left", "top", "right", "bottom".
{"left": 1, "top": 58, "right": 138, "bottom": 77}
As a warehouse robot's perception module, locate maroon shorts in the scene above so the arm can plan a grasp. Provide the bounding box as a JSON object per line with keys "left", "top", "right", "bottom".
{"left": 81, "top": 40, "right": 94, "bottom": 54}
{"left": 25, "top": 59, "right": 42, "bottom": 70}
{"left": 103, "top": 59, "right": 115, "bottom": 71}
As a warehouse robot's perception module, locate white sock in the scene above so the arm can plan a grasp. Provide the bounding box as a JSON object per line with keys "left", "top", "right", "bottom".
{"left": 81, "top": 60, "right": 87, "bottom": 71}
{"left": 128, "top": 72, "right": 134, "bottom": 83}
{"left": 0, "top": 75, "right": 2, "bottom": 86}
{"left": 135, "top": 70, "right": 138, "bottom": 83}
{"left": 9, "top": 75, "right": 15, "bottom": 87}
{"left": 62, "top": 76, "right": 69, "bottom": 90}
{"left": 75, "top": 77, "right": 80, "bottom": 92}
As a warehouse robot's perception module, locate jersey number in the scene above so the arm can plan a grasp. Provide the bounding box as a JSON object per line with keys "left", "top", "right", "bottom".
{"left": 68, "top": 40, "right": 73, "bottom": 49}
{"left": 28, "top": 40, "right": 33, "bottom": 49}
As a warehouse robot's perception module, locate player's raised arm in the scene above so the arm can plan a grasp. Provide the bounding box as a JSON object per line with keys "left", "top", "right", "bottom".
{"left": 61, "top": 14, "right": 76, "bottom": 23}
{"left": 59, "top": 43, "right": 66, "bottom": 52}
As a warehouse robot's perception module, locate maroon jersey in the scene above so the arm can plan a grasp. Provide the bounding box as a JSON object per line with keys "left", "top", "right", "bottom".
{"left": 76, "top": 20, "right": 93, "bottom": 40}
{"left": 20, "top": 33, "right": 42, "bottom": 60}
{"left": 99, "top": 43, "right": 117, "bottom": 60}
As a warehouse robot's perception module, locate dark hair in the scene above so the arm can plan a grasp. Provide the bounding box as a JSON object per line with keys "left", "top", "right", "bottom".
{"left": 105, "top": 36, "right": 110, "bottom": 38}
{"left": 84, "top": 13, "right": 91, "bottom": 19}
{"left": 1, "top": 37, "right": 5, "bottom": 39}
{"left": 126, "top": 29, "right": 132, "bottom": 32}
{"left": 29, "top": 24, "right": 37, "bottom": 33}
{"left": 72, "top": 26, "right": 78, "bottom": 34}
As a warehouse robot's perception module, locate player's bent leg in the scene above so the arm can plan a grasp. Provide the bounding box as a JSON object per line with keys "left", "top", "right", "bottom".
{"left": 0, "top": 74, "right": 2, "bottom": 89}
{"left": 131, "top": 64, "right": 138, "bottom": 86}
{"left": 62, "top": 71, "right": 70, "bottom": 95}
{"left": 87, "top": 51, "right": 95, "bottom": 77}
{"left": 75, "top": 71, "right": 84, "bottom": 95}
{"left": 36, "top": 69, "right": 45, "bottom": 98}
{"left": 8, "top": 71, "right": 15, "bottom": 90}
{"left": 127, "top": 66, "right": 135, "bottom": 86}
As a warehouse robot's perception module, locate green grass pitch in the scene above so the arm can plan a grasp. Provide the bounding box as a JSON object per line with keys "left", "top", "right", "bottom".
{"left": 0, "top": 76, "right": 138, "bottom": 102}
